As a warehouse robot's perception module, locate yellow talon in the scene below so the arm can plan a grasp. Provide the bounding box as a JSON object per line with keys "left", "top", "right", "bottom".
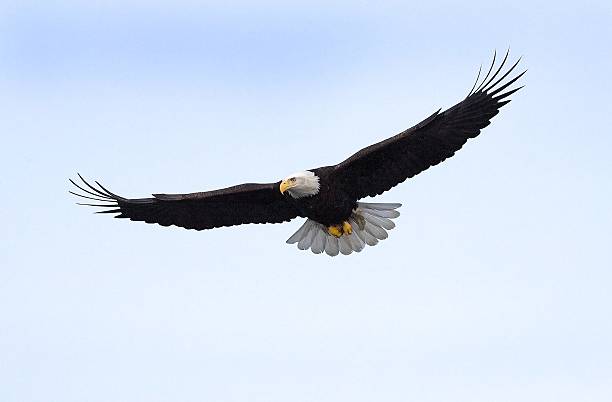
{"left": 342, "top": 221, "right": 353, "bottom": 235}
{"left": 328, "top": 225, "right": 343, "bottom": 238}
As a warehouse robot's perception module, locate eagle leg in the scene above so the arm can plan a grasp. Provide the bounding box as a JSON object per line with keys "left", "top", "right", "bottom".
{"left": 342, "top": 221, "right": 353, "bottom": 235}
{"left": 328, "top": 224, "right": 343, "bottom": 238}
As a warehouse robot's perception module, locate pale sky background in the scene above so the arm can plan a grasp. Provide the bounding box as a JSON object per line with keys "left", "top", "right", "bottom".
{"left": 1, "top": 1, "right": 611, "bottom": 401}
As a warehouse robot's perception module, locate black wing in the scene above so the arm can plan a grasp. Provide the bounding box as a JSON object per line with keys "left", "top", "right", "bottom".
{"left": 331, "top": 50, "right": 526, "bottom": 199}
{"left": 70, "top": 174, "right": 300, "bottom": 230}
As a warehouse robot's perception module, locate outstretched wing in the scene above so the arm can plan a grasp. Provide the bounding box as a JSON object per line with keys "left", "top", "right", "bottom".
{"left": 70, "top": 174, "right": 300, "bottom": 230}
{"left": 331, "top": 50, "right": 526, "bottom": 199}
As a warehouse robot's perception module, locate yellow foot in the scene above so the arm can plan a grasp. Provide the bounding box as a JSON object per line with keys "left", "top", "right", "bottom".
{"left": 342, "top": 221, "right": 353, "bottom": 235}
{"left": 328, "top": 225, "right": 343, "bottom": 238}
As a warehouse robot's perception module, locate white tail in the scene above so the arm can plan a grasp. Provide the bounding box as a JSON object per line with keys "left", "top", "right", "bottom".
{"left": 286, "top": 202, "right": 402, "bottom": 256}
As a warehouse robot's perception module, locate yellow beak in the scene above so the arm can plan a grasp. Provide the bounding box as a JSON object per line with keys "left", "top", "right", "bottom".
{"left": 280, "top": 180, "right": 291, "bottom": 194}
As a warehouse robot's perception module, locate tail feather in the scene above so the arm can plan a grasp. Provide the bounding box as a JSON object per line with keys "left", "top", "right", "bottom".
{"left": 348, "top": 231, "right": 365, "bottom": 253}
{"left": 286, "top": 202, "right": 401, "bottom": 256}
{"left": 363, "top": 230, "right": 379, "bottom": 246}
{"left": 325, "top": 236, "right": 340, "bottom": 256}
{"left": 286, "top": 220, "right": 311, "bottom": 244}
{"left": 364, "top": 220, "right": 388, "bottom": 240}
{"left": 361, "top": 211, "right": 395, "bottom": 230}
{"left": 349, "top": 217, "right": 366, "bottom": 243}
{"left": 297, "top": 221, "right": 317, "bottom": 250}
{"left": 361, "top": 208, "right": 400, "bottom": 219}
{"left": 338, "top": 236, "right": 353, "bottom": 255}
{"left": 357, "top": 202, "right": 402, "bottom": 210}
{"left": 311, "top": 229, "right": 326, "bottom": 254}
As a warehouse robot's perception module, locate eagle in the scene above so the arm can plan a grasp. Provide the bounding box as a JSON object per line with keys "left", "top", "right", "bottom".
{"left": 71, "top": 51, "right": 525, "bottom": 256}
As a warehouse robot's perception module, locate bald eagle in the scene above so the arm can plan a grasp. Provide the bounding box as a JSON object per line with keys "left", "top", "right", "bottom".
{"left": 71, "top": 51, "right": 524, "bottom": 256}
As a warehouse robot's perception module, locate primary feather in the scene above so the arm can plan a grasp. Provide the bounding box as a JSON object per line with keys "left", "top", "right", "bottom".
{"left": 331, "top": 50, "right": 525, "bottom": 199}
{"left": 71, "top": 174, "right": 298, "bottom": 230}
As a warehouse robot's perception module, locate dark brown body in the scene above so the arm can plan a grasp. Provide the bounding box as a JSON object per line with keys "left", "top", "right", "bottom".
{"left": 285, "top": 167, "right": 357, "bottom": 226}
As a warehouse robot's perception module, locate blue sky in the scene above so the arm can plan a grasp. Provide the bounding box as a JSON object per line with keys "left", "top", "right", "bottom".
{"left": 1, "top": 1, "right": 611, "bottom": 401}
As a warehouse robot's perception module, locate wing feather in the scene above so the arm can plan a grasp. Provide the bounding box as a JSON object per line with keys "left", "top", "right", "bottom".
{"left": 70, "top": 175, "right": 300, "bottom": 230}
{"left": 332, "top": 51, "right": 525, "bottom": 199}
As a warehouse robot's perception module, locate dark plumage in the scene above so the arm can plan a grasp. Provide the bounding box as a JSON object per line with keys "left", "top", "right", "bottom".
{"left": 70, "top": 178, "right": 299, "bottom": 229}
{"left": 71, "top": 51, "right": 525, "bottom": 255}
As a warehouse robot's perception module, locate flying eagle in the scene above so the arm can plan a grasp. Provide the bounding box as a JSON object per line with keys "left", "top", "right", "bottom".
{"left": 71, "top": 51, "right": 525, "bottom": 256}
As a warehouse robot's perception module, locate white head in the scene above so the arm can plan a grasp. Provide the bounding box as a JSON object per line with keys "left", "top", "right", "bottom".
{"left": 279, "top": 171, "right": 320, "bottom": 199}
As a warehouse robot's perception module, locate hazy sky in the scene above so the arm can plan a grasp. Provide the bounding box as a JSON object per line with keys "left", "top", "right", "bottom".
{"left": 1, "top": 1, "right": 611, "bottom": 401}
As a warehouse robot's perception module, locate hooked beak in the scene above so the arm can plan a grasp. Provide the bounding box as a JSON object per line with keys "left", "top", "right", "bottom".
{"left": 280, "top": 180, "right": 291, "bottom": 194}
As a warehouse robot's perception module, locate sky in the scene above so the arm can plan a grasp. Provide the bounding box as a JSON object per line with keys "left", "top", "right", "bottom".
{"left": 1, "top": 1, "right": 611, "bottom": 401}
